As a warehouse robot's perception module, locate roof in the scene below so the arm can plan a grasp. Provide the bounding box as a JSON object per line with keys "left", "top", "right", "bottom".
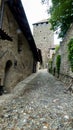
{"left": 0, "top": 0, "right": 12, "bottom": 41}
{"left": 0, "top": 28, "right": 12, "bottom": 41}
{"left": 1, "top": 0, "right": 39, "bottom": 61}
{"left": 33, "top": 19, "right": 49, "bottom": 25}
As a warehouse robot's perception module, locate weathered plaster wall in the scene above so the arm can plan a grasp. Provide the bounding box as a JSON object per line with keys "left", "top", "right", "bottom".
{"left": 0, "top": 4, "right": 34, "bottom": 92}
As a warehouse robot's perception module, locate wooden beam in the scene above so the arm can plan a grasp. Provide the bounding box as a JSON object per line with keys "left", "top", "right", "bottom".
{"left": 0, "top": 28, "right": 12, "bottom": 41}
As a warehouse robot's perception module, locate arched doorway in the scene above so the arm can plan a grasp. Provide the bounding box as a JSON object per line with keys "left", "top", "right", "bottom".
{"left": 4, "top": 60, "right": 12, "bottom": 92}
{"left": 0, "top": 78, "right": 4, "bottom": 95}
{"left": 5, "top": 60, "right": 12, "bottom": 73}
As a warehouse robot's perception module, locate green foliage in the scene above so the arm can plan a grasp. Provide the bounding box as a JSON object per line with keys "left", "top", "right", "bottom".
{"left": 48, "top": 59, "right": 52, "bottom": 73}
{"left": 68, "top": 39, "right": 73, "bottom": 72}
{"left": 42, "top": 0, "right": 73, "bottom": 38}
{"left": 56, "top": 55, "right": 61, "bottom": 76}
{"left": 49, "top": 0, "right": 73, "bottom": 38}
{"left": 55, "top": 45, "right": 60, "bottom": 52}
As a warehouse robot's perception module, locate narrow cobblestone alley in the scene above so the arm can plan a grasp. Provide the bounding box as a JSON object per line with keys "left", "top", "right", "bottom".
{"left": 0, "top": 69, "right": 73, "bottom": 130}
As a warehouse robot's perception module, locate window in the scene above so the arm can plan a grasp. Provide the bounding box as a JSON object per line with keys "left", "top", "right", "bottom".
{"left": 14, "top": 60, "right": 17, "bottom": 67}
{"left": 18, "top": 35, "right": 22, "bottom": 53}
{"left": 36, "top": 24, "right": 38, "bottom": 26}
{"left": 46, "top": 22, "right": 48, "bottom": 24}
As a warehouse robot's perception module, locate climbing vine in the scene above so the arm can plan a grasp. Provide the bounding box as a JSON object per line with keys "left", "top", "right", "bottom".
{"left": 56, "top": 55, "right": 61, "bottom": 77}
{"left": 68, "top": 39, "right": 73, "bottom": 72}
{"left": 48, "top": 59, "right": 52, "bottom": 73}
{"left": 55, "top": 45, "right": 60, "bottom": 53}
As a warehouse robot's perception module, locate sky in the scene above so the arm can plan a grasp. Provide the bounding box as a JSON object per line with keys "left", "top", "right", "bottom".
{"left": 21, "top": 0, "right": 49, "bottom": 32}
{"left": 21, "top": 0, "right": 60, "bottom": 44}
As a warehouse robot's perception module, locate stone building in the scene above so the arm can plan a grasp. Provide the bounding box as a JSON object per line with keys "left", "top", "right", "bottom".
{"left": 33, "top": 19, "right": 55, "bottom": 68}
{"left": 0, "top": 0, "right": 41, "bottom": 94}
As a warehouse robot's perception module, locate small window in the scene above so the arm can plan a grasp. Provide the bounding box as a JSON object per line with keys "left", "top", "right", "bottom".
{"left": 18, "top": 35, "right": 22, "bottom": 53}
{"left": 36, "top": 24, "right": 38, "bottom": 26}
{"left": 52, "top": 48, "right": 55, "bottom": 50}
{"left": 41, "top": 23, "right": 43, "bottom": 25}
{"left": 46, "top": 22, "right": 48, "bottom": 24}
{"left": 14, "top": 60, "right": 17, "bottom": 67}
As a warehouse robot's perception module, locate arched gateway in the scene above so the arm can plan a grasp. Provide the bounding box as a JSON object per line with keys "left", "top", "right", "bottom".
{"left": 4, "top": 60, "right": 12, "bottom": 92}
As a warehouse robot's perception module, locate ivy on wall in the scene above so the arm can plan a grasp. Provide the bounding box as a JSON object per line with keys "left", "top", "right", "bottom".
{"left": 48, "top": 59, "right": 52, "bottom": 73}
{"left": 68, "top": 39, "right": 73, "bottom": 72}
{"left": 56, "top": 55, "right": 61, "bottom": 77}
{"left": 55, "top": 45, "right": 60, "bottom": 53}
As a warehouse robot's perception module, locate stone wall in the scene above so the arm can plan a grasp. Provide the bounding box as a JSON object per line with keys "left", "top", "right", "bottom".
{"left": 51, "top": 24, "right": 73, "bottom": 88}
{"left": 0, "top": 4, "right": 34, "bottom": 92}
{"left": 33, "top": 21, "right": 54, "bottom": 68}
{"left": 60, "top": 24, "right": 73, "bottom": 77}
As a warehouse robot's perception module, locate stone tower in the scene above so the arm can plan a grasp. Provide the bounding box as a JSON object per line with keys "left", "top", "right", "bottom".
{"left": 33, "top": 19, "right": 55, "bottom": 68}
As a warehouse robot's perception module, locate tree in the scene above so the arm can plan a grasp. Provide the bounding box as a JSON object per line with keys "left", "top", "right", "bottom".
{"left": 41, "top": 0, "right": 49, "bottom": 4}
{"left": 42, "top": 0, "right": 73, "bottom": 38}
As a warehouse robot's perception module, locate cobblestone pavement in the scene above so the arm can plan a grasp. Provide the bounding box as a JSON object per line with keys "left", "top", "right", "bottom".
{"left": 0, "top": 69, "right": 73, "bottom": 130}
